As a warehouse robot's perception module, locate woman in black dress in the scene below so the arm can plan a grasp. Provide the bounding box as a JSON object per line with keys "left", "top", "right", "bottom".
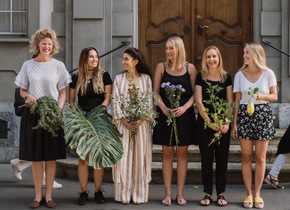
{"left": 69, "top": 47, "right": 112, "bottom": 205}
{"left": 153, "top": 36, "right": 198, "bottom": 206}
{"left": 195, "top": 46, "right": 233, "bottom": 206}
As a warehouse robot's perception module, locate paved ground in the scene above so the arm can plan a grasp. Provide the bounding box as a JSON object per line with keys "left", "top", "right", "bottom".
{"left": 1, "top": 164, "right": 290, "bottom": 210}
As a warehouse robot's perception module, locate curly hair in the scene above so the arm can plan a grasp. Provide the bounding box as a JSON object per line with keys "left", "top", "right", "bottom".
{"left": 29, "top": 28, "right": 60, "bottom": 55}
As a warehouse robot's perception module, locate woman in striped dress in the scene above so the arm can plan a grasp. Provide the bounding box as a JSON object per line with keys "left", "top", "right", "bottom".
{"left": 111, "top": 47, "right": 153, "bottom": 204}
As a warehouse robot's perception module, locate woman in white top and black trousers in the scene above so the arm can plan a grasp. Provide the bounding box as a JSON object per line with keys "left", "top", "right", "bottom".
{"left": 232, "top": 43, "right": 278, "bottom": 209}
{"left": 14, "top": 28, "right": 71, "bottom": 209}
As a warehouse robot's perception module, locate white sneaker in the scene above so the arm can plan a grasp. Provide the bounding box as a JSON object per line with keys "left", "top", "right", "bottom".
{"left": 42, "top": 180, "right": 62, "bottom": 189}
{"left": 10, "top": 159, "right": 23, "bottom": 180}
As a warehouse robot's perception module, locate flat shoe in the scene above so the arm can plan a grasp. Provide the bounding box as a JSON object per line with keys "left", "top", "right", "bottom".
{"left": 176, "top": 194, "right": 187, "bottom": 206}
{"left": 30, "top": 197, "right": 45, "bottom": 209}
{"left": 254, "top": 197, "right": 264, "bottom": 209}
{"left": 244, "top": 196, "right": 253, "bottom": 208}
{"left": 161, "top": 195, "right": 171, "bottom": 206}
{"left": 217, "top": 195, "right": 227, "bottom": 206}
{"left": 200, "top": 194, "right": 212, "bottom": 206}
{"left": 46, "top": 200, "right": 56, "bottom": 208}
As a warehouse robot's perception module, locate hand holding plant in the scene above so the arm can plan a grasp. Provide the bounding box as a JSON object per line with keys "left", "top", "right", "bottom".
{"left": 161, "top": 82, "right": 186, "bottom": 146}
{"left": 202, "top": 82, "right": 234, "bottom": 146}
{"left": 247, "top": 87, "right": 259, "bottom": 116}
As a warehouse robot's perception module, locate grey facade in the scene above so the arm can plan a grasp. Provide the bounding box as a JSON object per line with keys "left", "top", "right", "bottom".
{"left": 0, "top": 0, "right": 289, "bottom": 163}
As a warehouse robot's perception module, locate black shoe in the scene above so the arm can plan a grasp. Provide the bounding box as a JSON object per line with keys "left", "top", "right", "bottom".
{"left": 95, "top": 189, "right": 106, "bottom": 204}
{"left": 78, "top": 191, "right": 89, "bottom": 205}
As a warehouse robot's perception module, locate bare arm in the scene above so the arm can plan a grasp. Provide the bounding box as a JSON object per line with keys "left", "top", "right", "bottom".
{"left": 101, "top": 85, "right": 112, "bottom": 107}
{"left": 153, "top": 62, "right": 170, "bottom": 116}
{"left": 20, "top": 88, "right": 36, "bottom": 106}
{"left": 220, "top": 85, "right": 234, "bottom": 134}
{"left": 231, "top": 91, "right": 241, "bottom": 139}
{"left": 195, "top": 85, "right": 212, "bottom": 122}
{"left": 58, "top": 88, "right": 66, "bottom": 110}
{"left": 68, "top": 87, "right": 76, "bottom": 110}
{"left": 256, "top": 85, "right": 278, "bottom": 102}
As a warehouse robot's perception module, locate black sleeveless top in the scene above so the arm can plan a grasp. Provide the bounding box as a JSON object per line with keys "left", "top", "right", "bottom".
{"left": 153, "top": 63, "right": 197, "bottom": 146}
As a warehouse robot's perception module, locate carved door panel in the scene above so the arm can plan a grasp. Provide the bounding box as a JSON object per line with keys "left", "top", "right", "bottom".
{"left": 195, "top": 0, "right": 253, "bottom": 78}
{"left": 138, "top": 0, "right": 194, "bottom": 76}
{"left": 139, "top": 0, "right": 253, "bottom": 79}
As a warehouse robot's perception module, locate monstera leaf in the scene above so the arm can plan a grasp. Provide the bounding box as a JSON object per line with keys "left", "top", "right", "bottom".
{"left": 63, "top": 104, "right": 123, "bottom": 169}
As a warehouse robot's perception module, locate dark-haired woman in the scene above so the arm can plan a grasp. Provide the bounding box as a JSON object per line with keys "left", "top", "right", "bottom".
{"left": 111, "top": 47, "right": 153, "bottom": 204}
{"left": 69, "top": 47, "right": 112, "bottom": 205}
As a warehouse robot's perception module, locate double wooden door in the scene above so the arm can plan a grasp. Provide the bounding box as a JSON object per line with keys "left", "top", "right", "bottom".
{"left": 139, "top": 0, "right": 253, "bottom": 79}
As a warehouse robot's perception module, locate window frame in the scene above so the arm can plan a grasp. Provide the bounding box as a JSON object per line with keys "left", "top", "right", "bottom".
{"left": 0, "top": 0, "right": 28, "bottom": 35}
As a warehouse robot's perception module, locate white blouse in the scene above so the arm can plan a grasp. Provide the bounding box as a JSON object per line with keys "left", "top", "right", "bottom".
{"left": 15, "top": 59, "right": 71, "bottom": 101}
{"left": 233, "top": 69, "right": 277, "bottom": 105}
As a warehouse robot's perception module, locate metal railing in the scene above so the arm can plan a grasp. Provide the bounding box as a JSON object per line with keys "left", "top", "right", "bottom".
{"left": 69, "top": 40, "right": 130, "bottom": 73}
{"left": 262, "top": 41, "right": 290, "bottom": 57}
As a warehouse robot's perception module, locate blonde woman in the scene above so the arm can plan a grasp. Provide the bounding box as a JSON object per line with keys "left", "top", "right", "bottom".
{"left": 14, "top": 28, "right": 71, "bottom": 208}
{"left": 195, "top": 46, "right": 233, "bottom": 206}
{"left": 69, "top": 47, "right": 112, "bottom": 205}
{"left": 232, "top": 43, "right": 278, "bottom": 209}
{"left": 153, "top": 36, "right": 198, "bottom": 206}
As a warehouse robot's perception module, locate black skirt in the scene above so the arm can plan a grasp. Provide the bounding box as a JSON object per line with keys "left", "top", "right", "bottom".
{"left": 19, "top": 107, "right": 66, "bottom": 161}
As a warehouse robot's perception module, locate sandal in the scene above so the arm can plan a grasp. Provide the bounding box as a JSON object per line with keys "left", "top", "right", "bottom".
{"left": 264, "top": 174, "right": 284, "bottom": 190}
{"left": 200, "top": 194, "right": 212, "bottom": 206}
{"left": 176, "top": 194, "right": 187, "bottom": 206}
{"left": 161, "top": 195, "right": 171, "bottom": 206}
{"left": 254, "top": 197, "right": 264, "bottom": 209}
{"left": 217, "top": 195, "right": 227, "bottom": 206}
{"left": 243, "top": 196, "right": 253, "bottom": 208}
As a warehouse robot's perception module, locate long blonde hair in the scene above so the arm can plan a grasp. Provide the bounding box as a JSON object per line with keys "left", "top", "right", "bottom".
{"left": 29, "top": 28, "right": 59, "bottom": 55}
{"left": 75, "top": 47, "right": 104, "bottom": 96}
{"left": 240, "top": 43, "right": 270, "bottom": 71}
{"left": 201, "top": 45, "right": 227, "bottom": 83}
{"left": 166, "top": 36, "right": 186, "bottom": 69}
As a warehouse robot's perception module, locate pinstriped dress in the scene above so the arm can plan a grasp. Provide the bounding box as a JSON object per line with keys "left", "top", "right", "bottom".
{"left": 111, "top": 72, "right": 153, "bottom": 203}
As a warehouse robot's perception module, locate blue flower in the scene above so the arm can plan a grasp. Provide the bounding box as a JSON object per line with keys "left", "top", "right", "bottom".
{"left": 181, "top": 88, "right": 186, "bottom": 92}
{"left": 176, "top": 84, "right": 182, "bottom": 89}
{"left": 161, "top": 83, "right": 166, "bottom": 88}
{"left": 169, "top": 85, "right": 175, "bottom": 89}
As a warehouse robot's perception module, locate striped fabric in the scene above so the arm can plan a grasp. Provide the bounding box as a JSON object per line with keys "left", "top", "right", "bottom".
{"left": 112, "top": 73, "right": 153, "bottom": 203}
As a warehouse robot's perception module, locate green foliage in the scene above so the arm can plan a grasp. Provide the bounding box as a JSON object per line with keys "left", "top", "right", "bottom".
{"left": 63, "top": 104, "right": 123, "bottom": 169}
{"left": 114, "top": 79, "right": 158, "bottom": 137}
{"left": 28, "top": 96, "right": 62, "bottom": 137}
{"left": 248, "top": 87, "right": 259, "bottom": 102}
{"left": 202, "top": 82, "right": 234, "bottom": 146}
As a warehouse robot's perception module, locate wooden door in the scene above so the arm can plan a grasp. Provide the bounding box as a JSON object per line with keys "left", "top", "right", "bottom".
{"left": 195, "top": 0, "right": 253, "bottom": 79}
{"left": 139, "top": 0, "right": 253, "bottom": 79}
{"left": 138, "top": 0, "right": 194, "bottom": 76}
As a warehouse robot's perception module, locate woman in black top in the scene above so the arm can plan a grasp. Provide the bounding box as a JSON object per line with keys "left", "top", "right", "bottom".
{"left": 69, "top": 47, "right": 112, "bottom": 205}
{"left": 195, "top": 46, "right": 233, "bottom": 206}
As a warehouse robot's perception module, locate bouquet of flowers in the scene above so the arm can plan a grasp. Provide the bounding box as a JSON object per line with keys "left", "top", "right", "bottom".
{"left": 116, "top": 79, "right": 158, "bottom": 138}
{"left": 161, "top": 82, "right": 185, "bottom": 146}
{"left": 202, "top": 82, "right": 234, "bottom": 146}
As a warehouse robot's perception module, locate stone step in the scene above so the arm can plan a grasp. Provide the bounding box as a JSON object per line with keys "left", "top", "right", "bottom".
{"left": 152, "top": 144, "right": 289, "bottom": 164}
{"left": 56, "top": 156, "right": 290, "bottom": 184}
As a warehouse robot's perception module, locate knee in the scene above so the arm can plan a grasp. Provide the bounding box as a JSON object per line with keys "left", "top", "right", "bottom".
{"left": 255, "top": 154, "right": 266, "bottom": 165}
{"left": 163, "top": 150, "right": 174, "bottom": 160}
{"left": 242, "top": 154, "right": 253, "bottom": 163}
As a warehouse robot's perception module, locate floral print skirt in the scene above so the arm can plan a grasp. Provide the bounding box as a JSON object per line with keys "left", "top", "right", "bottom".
{"left": 237, "top": 103, "right": 276, "bottom": 140}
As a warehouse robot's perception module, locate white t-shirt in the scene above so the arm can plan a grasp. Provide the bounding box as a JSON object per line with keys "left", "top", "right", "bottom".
{"left": 15, "top": 59, "right": 72, "bottom": 101}
{"left": 233, "top": 69, "right": 277, "bottom": 104}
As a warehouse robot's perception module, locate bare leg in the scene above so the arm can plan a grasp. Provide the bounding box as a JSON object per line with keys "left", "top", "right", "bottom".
{"left": 240, "top": 139, "right": 254, "bottom": 197}
{"left": 78, "top": 158, "right": 89, "bottom": 192}
{"left": 32, "top": 161, "right": 43, "bottom": 202}
{"left": 93, "top": 167, "right": 104, "bottom": 192}
{"left": 176, "top": 146, "right": 188, "bottom": 195}
{"left": 161, "top": 146, "right": 174, "bottom": 205}
{"left": 45, "top": 161, "right": 56, "bottom": 202}
{"left": 254, "top": 140, "right": 269, "bottom": 197}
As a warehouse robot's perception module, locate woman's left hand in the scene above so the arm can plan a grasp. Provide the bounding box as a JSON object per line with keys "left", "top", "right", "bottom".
{"left": 256, "top": 92, "right": 263, "bottom": 100}
{"left": 172, "top": 106, "right": 186, "bottom": 118}
{"left": 220, "top": 124, "right": 230, "bottom": 134}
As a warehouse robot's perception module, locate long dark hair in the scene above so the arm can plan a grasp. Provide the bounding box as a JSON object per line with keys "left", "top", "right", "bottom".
{"left": 124, "top": 47, "right": 152, "bottom": 78}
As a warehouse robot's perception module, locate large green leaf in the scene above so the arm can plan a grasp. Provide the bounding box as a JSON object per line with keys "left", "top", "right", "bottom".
{"left": 63, "top": 104, "right": 123, "bottom": 169}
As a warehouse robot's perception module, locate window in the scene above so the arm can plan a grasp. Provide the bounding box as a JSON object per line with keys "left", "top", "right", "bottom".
{"left": 0, "top": 0, "right": 27, "bottom": 35}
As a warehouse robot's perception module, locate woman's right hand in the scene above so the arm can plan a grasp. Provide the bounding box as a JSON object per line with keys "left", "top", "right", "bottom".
{"left": 231, "top": 125, "right": 238, "bottom": 140}
{"left": 26, "top": 94, "right": 37, "bottom": 106}
{"left": 161, "top": 106, "right": 171, "bottom": 117}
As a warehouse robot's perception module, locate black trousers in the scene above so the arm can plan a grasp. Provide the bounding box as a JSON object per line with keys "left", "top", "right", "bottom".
{"left": 197, "top": 116, "right": 230, "bottom": 196}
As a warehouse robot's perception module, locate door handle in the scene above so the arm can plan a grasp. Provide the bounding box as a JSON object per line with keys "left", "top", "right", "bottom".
{"left": 197, "top": 24, "right": 209, "bottom": 35}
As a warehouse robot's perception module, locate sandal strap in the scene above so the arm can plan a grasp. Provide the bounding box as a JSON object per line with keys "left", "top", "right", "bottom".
{"left": 203, "top": 195, "right": 213, "bottom": 202}
{"left": 244, "top": 196, "right": 253, "bottom": 203}
{"left": 254, "top": 197, "right": 264, "bottom": 204}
